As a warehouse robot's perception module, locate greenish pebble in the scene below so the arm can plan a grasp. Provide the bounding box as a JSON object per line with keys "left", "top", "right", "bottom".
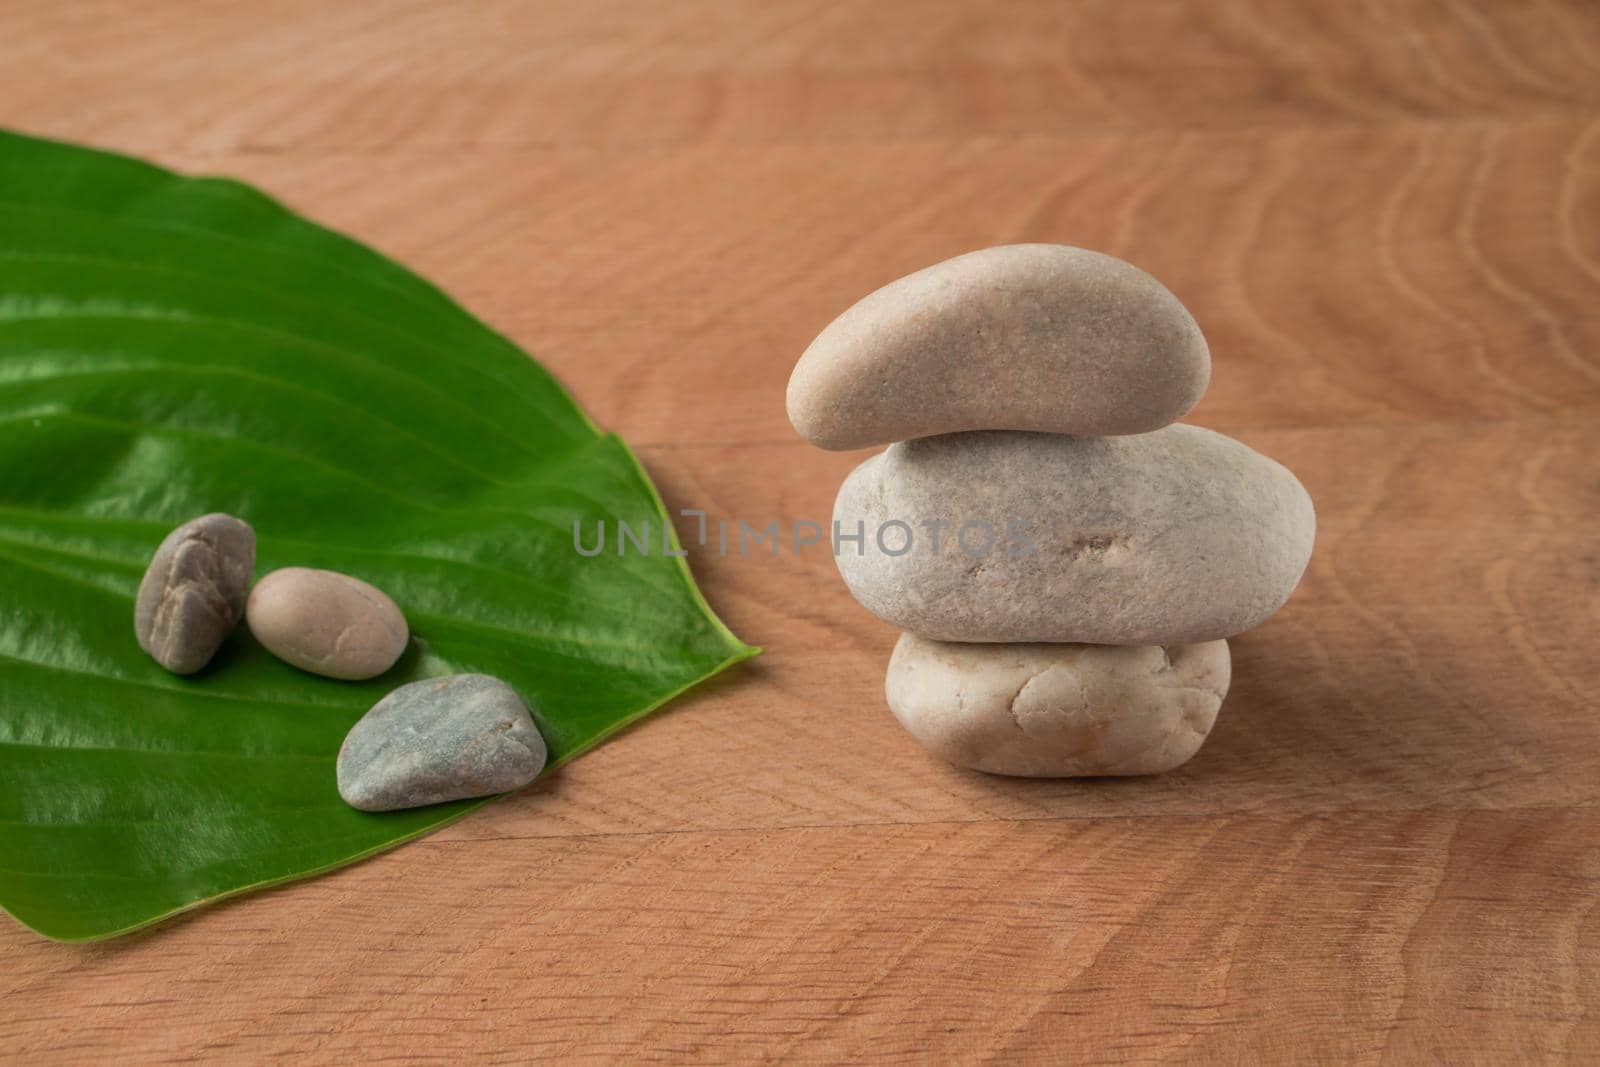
{"left": 337, "top": 674, "right": 547, "bottom": 812}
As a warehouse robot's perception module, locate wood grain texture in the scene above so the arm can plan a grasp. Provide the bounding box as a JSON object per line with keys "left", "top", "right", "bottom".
{"left": 3, "top": 0, "right": 1599, "bottom": 1062}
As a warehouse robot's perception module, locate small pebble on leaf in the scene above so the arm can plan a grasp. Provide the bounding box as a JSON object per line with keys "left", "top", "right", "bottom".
{"left": 134, "top": 513, "right": 255, "bottom": 675}
{"left": 247, "top": 567, "right": 408, "bottom": 681}
{"left": 337, "top": 674, "right": 548, "bottom": 812}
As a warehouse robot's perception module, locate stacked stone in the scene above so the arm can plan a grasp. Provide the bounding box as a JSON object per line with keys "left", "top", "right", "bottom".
{"left": 786, "top": 245, "right": 1315, "bottom": 777}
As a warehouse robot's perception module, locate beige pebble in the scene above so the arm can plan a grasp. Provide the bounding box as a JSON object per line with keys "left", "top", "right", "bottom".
{"left": 833, "top": 425, "right": 1315, "bottom": 644}
{"left": 787, "top": 244, "right": 1210, "bottom": 450}
{"left": 885, "top": 633, "right": 1230, "bottom": 777}
{"left": 246, "top": 567, "right": 408, "bottom": 680}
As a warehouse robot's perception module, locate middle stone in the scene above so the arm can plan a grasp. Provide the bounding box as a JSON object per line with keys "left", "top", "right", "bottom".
{"left": 833, "top": 425, "right": 1316, "bottom": 645}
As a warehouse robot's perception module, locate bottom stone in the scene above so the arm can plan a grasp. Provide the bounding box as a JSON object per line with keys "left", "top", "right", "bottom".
{"left": 885, "top": 633, "right": 1230, "bottom": 777}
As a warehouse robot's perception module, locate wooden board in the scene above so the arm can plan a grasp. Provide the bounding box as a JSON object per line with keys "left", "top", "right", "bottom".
{"left": 3, "top": 0, "right": 1599, "bottom": 1061}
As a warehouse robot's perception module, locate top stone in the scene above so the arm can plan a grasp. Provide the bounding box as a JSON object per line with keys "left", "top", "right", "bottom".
{"left": 787, "top": 244, "right": 1210, "bottom": 450}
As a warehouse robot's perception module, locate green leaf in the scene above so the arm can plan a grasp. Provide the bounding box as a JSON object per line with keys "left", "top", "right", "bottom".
{"left": 0, "top": 129, "right": 757, "bottom": 942}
